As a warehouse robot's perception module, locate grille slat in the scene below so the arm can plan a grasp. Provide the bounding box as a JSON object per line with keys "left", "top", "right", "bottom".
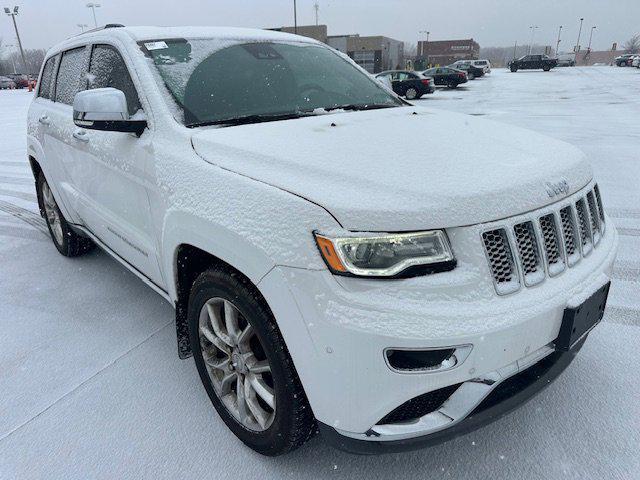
{"left": 587, "top": 191, "right": 601, "bottom": 244}
{"left": 539, "top": 214, "right": 565, "bottom": 276}
{"left": 483, "top": 188, "right": 606, "bottom": 295}
{"left": 482, "top": 229, "right": 520, "bottom": 295}
{"left": 576, "top": 198, "right": 593, "bottom": 255}
{"left": 513, "top": 222, "right": 544, "bottom": 286}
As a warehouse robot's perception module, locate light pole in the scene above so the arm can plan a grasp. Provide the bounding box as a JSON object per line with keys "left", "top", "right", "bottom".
{"left": 587, "top": 26, "right": 596, "bottom": 52}
{"left": 575, "top": 17, "right": 584, "bottom": 59}
{"left": 3, "top": 6, "right": 27, "bottom": 71}
{"left": 86, "top": 3, "right": 101, "bottom": 28}
{"left": 528, "top": 25, "right": 539, "bottom": 54}
{"left": 293, "top": 0, "right": 297, "bottom": 34}
{"left": 313, "top": 1, "right": 319, "bottom": 26}
{"left": 4, "top": 43, "right": 17, "bottom": 73}
{"left": 419, "top": 30, "right": 429, "bottom": 59}
{"left": 556, "top": 25, "right": 563, "bottom": 56}
{"left": 77, "top": 23, "right": 88, "bottom": 32}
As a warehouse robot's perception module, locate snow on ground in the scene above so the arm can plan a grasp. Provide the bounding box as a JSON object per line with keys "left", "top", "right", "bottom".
{"left": 1, "top": 67, "right": 639, "bottom": 479}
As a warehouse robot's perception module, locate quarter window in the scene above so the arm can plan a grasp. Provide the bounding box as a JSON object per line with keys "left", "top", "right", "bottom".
{"left": 88, "top": 45, "right": 142, "bottom": 116}
{"left": 55, "top": 47, "right": 88, "bottom": 105}
{"left": 38, "top": 55, "right": 59, "bottom": 100}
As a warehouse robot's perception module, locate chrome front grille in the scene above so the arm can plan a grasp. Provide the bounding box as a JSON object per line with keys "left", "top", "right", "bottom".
{"left": 482, "top": 185, "right": 606, "bottom": 295}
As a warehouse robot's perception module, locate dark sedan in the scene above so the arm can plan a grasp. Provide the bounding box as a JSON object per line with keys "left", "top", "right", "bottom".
{"left": 375, "top": 70, "right": 435, "bottom": 100}
{"left": 508, "top": 54, "right": 558, "bottom": 72}
{"left": 447, "top": 62, "right": 484, "bottom": 80}
{"left": 422, "top": 67, "right": 468, "bottom": 88}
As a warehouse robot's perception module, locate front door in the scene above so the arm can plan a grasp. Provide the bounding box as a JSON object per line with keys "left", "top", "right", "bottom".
{"left": 64, "top": 43, "right": 164, "bottom": 287}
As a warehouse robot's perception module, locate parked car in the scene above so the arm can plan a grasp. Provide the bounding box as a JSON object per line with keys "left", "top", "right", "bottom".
{"left": 508, "top": 54, "right": 558, "bottom": 72}
{"left": 448, "top": 60, "right": 484, "bottom": 79}
{"left": 471, "top": 59, "right": 491, "bottom": 74}
{"left": 556, "top": 55, "right": 576, "bottom": 67}
{"left": 422, "top": 67, "right": 468, "bottom": 88}
{"left": 7, "top": 74, "right": 30, "bottom": 89}
{"left": 375, "top": 70, "right": 435, "bottom": 99}
{"left": 29, "top": 25, "right": 617, "bottom": 456}
{"left": 0, "top": 76, "right": 16, "bottom": 89}
{"left": 632, "top": 55, "right": 640, "bottom": 68}
{"left": 614, "top": 53, "right": 636, "bottom": 66}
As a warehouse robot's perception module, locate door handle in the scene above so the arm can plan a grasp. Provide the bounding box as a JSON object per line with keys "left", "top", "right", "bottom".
{"left": 38, "top": 115, "right": 50, "bottom": 126}
{"left": 73, "top": 129, "right": 90, "bottom": 143}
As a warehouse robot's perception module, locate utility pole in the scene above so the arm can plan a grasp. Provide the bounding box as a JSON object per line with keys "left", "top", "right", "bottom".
{"left": 556, "top": 25, "right": 563, "bottom": 56}
{"left": 3, "top": 7, "right": 27, "bottom": 71}
{"left": 86, "top": 3, "right": 101, "bottom": 28}
{"left": 513, "top": 40, "right": 518, "bottom": 60}
{"left": 528, "top": 25, "right": 539, "bottom": 54}
{"left": 293, "top": 0, "right": 297, "bottom": 34}
{"left": 78, "top": 23, "right": 89, "bottom": 32}
{"left": 313, "top": 1, "right": 319, "bottom": 26}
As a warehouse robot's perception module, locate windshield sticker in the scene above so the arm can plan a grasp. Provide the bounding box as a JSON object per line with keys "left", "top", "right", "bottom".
{"left": 145, "top": 41, "right": 168, "bottom": 51}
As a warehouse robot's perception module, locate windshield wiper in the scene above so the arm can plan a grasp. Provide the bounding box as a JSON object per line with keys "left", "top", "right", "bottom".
{"left": 322, "top": 103, "right": 398, "bottom": 112}
{"left": 187, "top": 111, "right": 315, "bottom": 128}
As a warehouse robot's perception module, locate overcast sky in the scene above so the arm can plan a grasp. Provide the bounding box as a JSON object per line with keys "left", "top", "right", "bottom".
{"left": 1, "top": 0, "right": 639, "bottom": 52}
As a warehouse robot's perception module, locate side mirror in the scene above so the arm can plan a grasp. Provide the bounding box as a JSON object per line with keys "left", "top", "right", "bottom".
{"left": 73, "top": 88, "right": 147, "bottom": 137}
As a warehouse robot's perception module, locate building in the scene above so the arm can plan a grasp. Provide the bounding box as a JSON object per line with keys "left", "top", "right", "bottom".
{"left": 268, "top": 25, "right": 404, "bottom": 74}
{"left": 327, "top": 35, "right": 404, "bottom": 73}
{"left": 269, "top": 24, "right": 328, "bottom": 43}
{"left": 574, "top": 49, "right": 620, "bottom": 66}
{"left": 417, "top": 38, "right": 480, "bottom": 67}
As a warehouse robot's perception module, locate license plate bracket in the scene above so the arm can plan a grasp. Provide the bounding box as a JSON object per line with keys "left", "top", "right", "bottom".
{"left": 556, "top": 282, "right": 611, "bottom": 352}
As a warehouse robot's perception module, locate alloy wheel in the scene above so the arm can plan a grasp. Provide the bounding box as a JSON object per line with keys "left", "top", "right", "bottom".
{"left": 41, "top": 180, "right": 63, "bottom": 245}
{"left": 198, "top": 297, "right": 276, "bottom": 431}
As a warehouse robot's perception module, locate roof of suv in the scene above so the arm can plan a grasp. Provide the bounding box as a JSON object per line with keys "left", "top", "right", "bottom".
{"left": 46, "top": 25, "right": 320, "bottom": 59}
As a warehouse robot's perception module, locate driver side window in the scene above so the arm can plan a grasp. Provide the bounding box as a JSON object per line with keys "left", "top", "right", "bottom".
{"left": 88, "top": 45, "right": 142, "bottom": 116}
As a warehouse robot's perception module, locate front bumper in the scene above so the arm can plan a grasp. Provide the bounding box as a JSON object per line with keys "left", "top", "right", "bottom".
{"left": 257, "top": 192, "right": 618, "bottom": 448}
{"left": 318, "top": 338, "right": 582, "bottom": 454}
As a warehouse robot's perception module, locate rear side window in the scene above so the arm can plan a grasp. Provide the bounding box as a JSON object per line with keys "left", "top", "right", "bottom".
{"left": 38, "top": 55, "right": 59, "bottom": 100}
{"left": 55, "top": 47, "right": 88, "bottom": 105}
{"left": 88, "top": 45, "right": 141, "bottom": 116}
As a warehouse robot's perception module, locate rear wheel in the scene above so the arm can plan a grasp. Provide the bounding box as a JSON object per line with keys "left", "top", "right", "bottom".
{"left": 405, "top": 87, "right": 418, "bottom": 100}
{"left": 188, "top": 267, "right": 316, "bottom": 456}
{"left": 543, "top": 66, "right": 551, "bottom": 72}
{"left": 447, "top": 82, "right": 458, "bottom": 89}
{"left": 37, "top": 172, "right": 94, "bottom": 257}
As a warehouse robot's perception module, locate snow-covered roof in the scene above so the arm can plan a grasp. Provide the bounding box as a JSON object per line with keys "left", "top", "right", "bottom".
{"left": 48, "top": 25, "right": 319, "bottom": 58}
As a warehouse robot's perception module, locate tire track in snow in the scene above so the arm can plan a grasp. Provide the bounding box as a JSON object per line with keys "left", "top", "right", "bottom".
{"left": 0, "top": 175, "right": 31, "bottom": 185}
{"left": 0, "top": 188, "right": 37, "bottom": 203}
{"left": 0, "top": 199, "right": 47, "bottom": 235}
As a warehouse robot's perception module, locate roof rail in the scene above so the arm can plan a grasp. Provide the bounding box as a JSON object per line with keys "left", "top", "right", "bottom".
{"left": 73, "top": 24, "right": 125, "bottom": 37}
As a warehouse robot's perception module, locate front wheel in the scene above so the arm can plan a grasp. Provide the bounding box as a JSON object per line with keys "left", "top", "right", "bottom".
{"left": 37, "top": 172, "right": 94, "bottom": 257}
{"left": 188, "top": 267, "right": 316, "bottom": 456}
{"left": 510, "top": 65, "right": 518, "bottom": 72}
{"left": 543, "top": 66, "right": 551, "bottom": 72}
{"left": 447, "top": 82, "right": 458, "bottom": 89}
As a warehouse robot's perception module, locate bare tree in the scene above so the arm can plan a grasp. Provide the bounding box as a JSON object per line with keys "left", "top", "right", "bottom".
{"left": 0, "top": 48, "right": 45, "bottom": 75}
{"left": 623, "top": 34, "right": 640, "bottom": 54}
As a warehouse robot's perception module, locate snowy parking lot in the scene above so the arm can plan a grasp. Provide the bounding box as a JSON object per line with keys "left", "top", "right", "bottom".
{"left": 1, "top": 66, "right": 639, "bottom": 479}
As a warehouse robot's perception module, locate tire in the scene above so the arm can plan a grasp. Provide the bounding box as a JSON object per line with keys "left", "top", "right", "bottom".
{"left": 468, "top": 72, "right": 476, "bottom": 79}
{"left": 510, "top": 65, "right": 518, "bottom": 72}
{"left": 447, "top": 82, "right": 458, "bottom": 89}
{"left": 543, "top": 66, "right": 551, "bottom": 72}
{"left": 405, "top": 87, "right": 418, "bottom": 100}
{"left": 37, "top": 172, "right": 94, "bottom": 257}
{"left": 188, "top": 267, "right": 316, "bottom": 456}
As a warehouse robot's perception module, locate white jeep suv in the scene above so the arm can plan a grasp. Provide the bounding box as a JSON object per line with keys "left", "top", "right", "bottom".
{"left": 28, "top": 25, "right": 617, "bottom": 455}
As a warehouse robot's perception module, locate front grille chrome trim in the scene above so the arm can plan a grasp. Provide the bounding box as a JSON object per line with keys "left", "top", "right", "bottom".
{"left": 482, "top": 186, "right": 606, "bottom": 295}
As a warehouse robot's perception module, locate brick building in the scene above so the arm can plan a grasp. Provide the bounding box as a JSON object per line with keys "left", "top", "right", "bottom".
{"left": 417, "top": 38, "right": 480, "bottom": 66}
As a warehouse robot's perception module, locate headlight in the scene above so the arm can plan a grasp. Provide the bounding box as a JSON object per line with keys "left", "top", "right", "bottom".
{"left": 314, "top": 230, "right": 456, "bottom": 278}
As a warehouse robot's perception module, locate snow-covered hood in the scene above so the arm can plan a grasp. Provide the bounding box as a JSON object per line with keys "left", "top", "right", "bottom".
{"left": 191, "top": 106, "right": 592, "bottom": 231}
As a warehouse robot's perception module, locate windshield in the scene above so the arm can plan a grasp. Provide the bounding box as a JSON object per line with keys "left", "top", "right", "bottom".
{"left": 141, "top": 39, "right": 402, "bottom": 127}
